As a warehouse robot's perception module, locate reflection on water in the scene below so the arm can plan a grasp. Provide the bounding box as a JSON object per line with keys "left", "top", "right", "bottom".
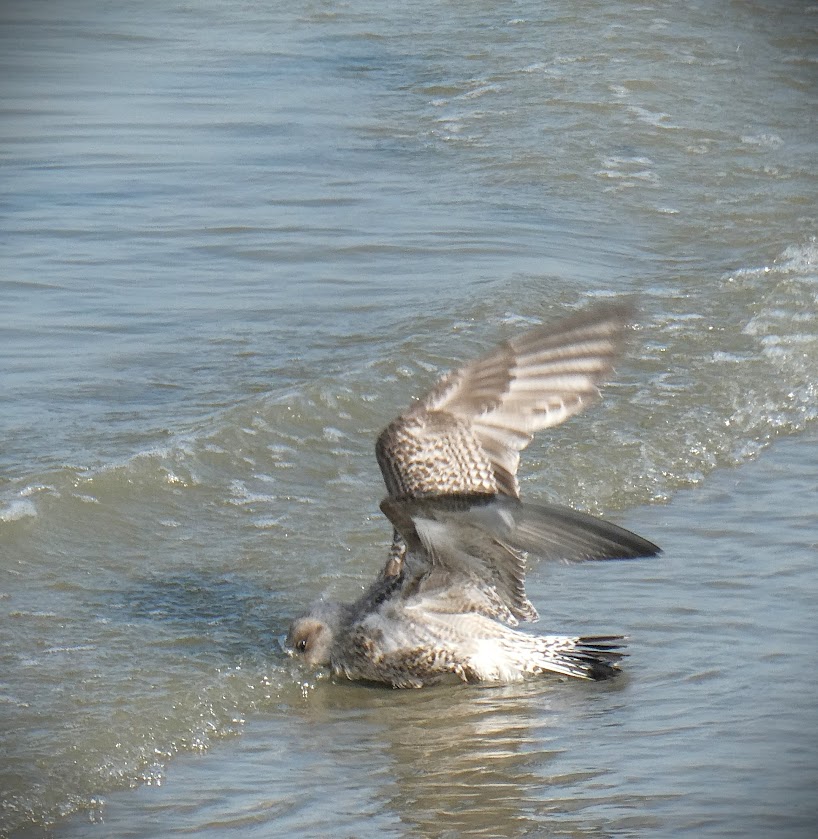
{"left": 373, "top": 688, "right": 603, "bottom": 837}
{"left": 281, "top": 671, "right": 674, "bottom": 839}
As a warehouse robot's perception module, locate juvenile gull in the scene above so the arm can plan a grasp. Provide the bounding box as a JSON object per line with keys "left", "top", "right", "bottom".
{"left": 286, "top": 302, "right": 660, "bottom": 687}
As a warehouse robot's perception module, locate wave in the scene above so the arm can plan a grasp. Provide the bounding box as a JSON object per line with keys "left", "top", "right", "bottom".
{"left": 5, "top": 241, "right": 817, "bottom": 525}
{"left": 2, "top": 240, "right": 817, "bottom": 834}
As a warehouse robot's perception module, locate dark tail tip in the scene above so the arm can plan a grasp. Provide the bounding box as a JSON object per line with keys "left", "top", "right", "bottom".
{"left": 576, "top": 635, "right": 627, "bottom": 681}
{"left": 586, "top": 660, "right": 622, "bottom": 681}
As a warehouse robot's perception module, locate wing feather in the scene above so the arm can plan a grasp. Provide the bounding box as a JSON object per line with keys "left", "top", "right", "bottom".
{"left": 376, "top": 302, "right": 634, "bottom": 501}
{"left": 381, "top": 494, "right": 659, "bottom": 625}
{"left": 422, "top": 302, "right": 633, "bottom": 496}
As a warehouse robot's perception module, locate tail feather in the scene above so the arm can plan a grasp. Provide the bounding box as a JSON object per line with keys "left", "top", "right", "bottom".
{"left": 525, "top": 634, "right": 627, "bottom": 681}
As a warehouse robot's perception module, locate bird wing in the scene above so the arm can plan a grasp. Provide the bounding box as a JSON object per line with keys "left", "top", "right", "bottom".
{"left": 415, "top": 301, "right": 634, "bottom": 497}
{"left": 381, "top": 494, "right": 660, "bottom": 625}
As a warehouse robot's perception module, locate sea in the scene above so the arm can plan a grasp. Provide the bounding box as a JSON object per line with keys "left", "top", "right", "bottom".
{"left": 1, "top": 1, "right": 817, "bottom": 836}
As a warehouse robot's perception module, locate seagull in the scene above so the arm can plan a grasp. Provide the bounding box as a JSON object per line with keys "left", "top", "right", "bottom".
{"left": 286, "top": 302, "right": 660, "bottom": 688}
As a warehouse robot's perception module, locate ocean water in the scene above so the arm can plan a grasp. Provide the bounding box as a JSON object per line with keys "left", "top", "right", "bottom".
{"left": 1, "top": 0, "right": 817, "bottom": 836}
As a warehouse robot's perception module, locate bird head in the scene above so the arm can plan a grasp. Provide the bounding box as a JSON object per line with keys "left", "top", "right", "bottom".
{"left": 285, "top": 601, "right": 344, "bottom": 667}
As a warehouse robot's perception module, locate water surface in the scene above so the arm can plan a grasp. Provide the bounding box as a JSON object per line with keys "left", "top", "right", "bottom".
{"left": 1, "top": 1, "right": 817, "bottom": 836}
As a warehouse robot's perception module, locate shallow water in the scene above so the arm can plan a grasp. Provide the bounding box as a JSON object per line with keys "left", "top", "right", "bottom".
{"left": 46, "top": 432, "right": 818, "bottom": 838}
{"left": 2, "top": 0, "right": 817, "bottom": 836}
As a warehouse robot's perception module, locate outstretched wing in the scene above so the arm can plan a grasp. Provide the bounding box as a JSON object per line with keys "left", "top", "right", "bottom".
{"left": 376, "top": 302, "right": 633, "bottom": 500}
{"left": 381, "top": 494, "right": 660, "bottom": 625}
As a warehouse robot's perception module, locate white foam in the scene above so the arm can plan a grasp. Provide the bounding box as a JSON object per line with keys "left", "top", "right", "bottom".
{"left": 0, "top": 498, "right": 37, "bottom": 522}
{"left": 740, "top": 133, "right": 784, "bottom": 149}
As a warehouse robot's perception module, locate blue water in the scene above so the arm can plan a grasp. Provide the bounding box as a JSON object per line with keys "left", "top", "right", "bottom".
{"left": 1, "top": 1, "right": 817, "bottom": 836}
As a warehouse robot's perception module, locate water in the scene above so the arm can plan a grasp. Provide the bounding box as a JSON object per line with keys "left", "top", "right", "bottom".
{"left": 1, "top": 0, "right": 817, "bottom": 836}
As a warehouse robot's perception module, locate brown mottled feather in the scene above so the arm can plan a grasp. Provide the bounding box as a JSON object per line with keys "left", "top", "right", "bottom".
{"left": 376, "top": 301, "right": 634, "bottom": 501}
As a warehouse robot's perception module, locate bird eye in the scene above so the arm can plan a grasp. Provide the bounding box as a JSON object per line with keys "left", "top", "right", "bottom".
{"left": 296, "top": 639, "right": 308, "bottom": 652}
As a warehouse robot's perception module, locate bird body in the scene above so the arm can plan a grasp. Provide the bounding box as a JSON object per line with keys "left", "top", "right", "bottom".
{"left": 330, "top": 604, "right": 627, "bottom": 688}
{"left": 286, "top": 302, "right": 660, "bottom": 687}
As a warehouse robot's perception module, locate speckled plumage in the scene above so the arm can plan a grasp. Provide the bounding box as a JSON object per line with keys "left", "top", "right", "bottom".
{"left": 286, "top": 302, "right": 660, "bottom": 687}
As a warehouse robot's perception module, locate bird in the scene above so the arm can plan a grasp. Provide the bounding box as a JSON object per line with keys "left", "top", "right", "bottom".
{"left": 286, "top": 301, "right": 660, "bottom": 688}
